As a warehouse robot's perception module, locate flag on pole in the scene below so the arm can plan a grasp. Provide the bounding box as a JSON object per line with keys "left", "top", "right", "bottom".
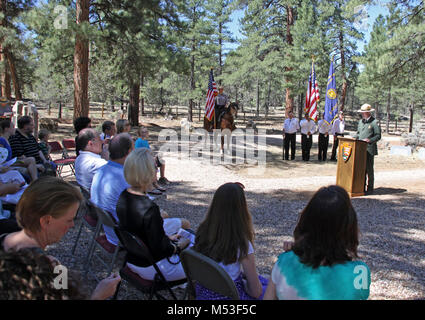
{"left": 324, "top": 57, "right": 338, "bottom": 125}
{"left": 305, "top": 60, "right": 320, "bottom": 121}
{"left": 205, "top": 68, "right": 217, "bottom": 121}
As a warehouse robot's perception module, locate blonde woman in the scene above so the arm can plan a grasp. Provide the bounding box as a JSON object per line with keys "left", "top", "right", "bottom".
{"left": 116, "top": 148, "right": 190, "bottom": 281}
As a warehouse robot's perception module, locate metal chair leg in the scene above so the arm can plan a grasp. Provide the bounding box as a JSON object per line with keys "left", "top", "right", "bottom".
{"left": 84, "top": 220, "right": 102, "bottom": 275}
{"left": 71, "top": 221, "right": 85, "bottom": 255}
{"left": 107, "top": 245, "right": 120, "bottom": 276}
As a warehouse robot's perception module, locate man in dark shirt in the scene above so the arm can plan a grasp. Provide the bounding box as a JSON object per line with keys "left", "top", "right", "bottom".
{"left": 9, "top": 116, "right": 49, "bottom": 168}
{"left": 353, "top": 104, "right": 381, "bottom": 194}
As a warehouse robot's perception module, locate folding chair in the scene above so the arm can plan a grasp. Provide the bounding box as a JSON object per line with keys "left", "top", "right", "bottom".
{"left": 48, "top": 141, "right": 75, "bottom": 178}
{"left": 71, "top": 199, "right": 98, "bottom": 256}
{"left": 84, "top": 206, "right": 122, "bottom": 280}
{"left": 180, "top": 248, "right": 239, "bottom": 300}
{"left": 62, "top": 139, "right": 77, "bottom": 160}
{"left": 112, "top": 227, "right": 186, "bottom": 300}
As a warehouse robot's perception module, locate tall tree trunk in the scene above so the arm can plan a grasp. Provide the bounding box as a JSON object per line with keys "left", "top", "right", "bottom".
{"left": 0, "top": 0, "right": 10, "bottom": 99}
{"left": 256, "top": 78, "right": 260, "bottom": 116}
{"left": 110, "top": 98, "right": 114, "bottom": 112}
{"left": 266, "top": 78, "right": 271, "bottom": 116}
{"left": 409, "top": 103, "right": 414, "bottom": 133}
{"left": 0, "top": 0, "right": 9, "bottom": 99}
{"left": 339, "top": 30, "right": 347, "bottom": 111}
{"left": 187, "top": 50, "right": 195, "bottom": 121}
{"left": 0, "top": 51, "right": 11, "bottom": 99}
{"left": 298, "top": 93, "right": 303, "bottom": 120}
{"left": 284, "top": 5, "right": 294, "bottom": 115}
{"left": 6, "top": 50, "right": 22, "bottom": 100}
{"left": 189, "top": 6, "right": 196, "bottom": 122}
{"left": 218, "top": 21, "right": 223, "bottom": 85}
{"left": 73, "top": 0, "right": 90, "bottom": 119}
{"left": 159, "top": 74, "right": 164, "bottom": 113}
{"left": 129, "top": 80, "right": 140, "bottom": 126}
{"left": 386, "top": 85, "right": 391, "bottom": 133}
{"left": 140, "top": 74, "right": 144, "bottom": 116}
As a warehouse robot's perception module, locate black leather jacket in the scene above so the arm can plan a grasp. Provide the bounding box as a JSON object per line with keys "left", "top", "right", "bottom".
{"left": 116, "top": 190, "right": 175, "bottom": 267}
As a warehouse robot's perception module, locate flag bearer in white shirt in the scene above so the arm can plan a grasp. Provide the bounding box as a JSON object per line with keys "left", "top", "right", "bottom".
{"left": 317, "top": 113, "right": 331, "bottom": 161}
{"left": 330, "top": 111, "right": 345, "bottom": 161}
{"left": 299, "top": 113, "right": 316, "bottom": 161}
{"left": 282, "top": 110, "right": 300, "bottom": 160}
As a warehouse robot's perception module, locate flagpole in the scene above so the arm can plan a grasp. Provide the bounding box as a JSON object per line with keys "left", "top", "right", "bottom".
{"left": 211, "top": 67, "right": 216, "bottom": 130}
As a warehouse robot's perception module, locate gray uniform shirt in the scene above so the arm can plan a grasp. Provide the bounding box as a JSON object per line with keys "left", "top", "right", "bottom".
{"left": 216, "top": 94, "right": 228, "bottom": 106}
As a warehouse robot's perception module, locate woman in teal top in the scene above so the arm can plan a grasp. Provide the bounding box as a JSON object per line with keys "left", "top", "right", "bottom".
{"left": 264, "top": 185, "right": 370, "bottom": 300}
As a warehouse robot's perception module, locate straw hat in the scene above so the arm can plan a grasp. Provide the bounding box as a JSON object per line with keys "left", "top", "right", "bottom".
{"left": 357, "top": 103, "right": 375, "bottom": 112}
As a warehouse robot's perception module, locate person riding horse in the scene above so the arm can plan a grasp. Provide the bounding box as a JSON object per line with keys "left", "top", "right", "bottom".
{"left": 215, "top": 87, "right": 229, "bottom": 128}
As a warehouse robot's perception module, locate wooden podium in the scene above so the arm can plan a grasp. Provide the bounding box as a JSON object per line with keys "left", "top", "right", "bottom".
{"left": 336, "top": 137, "right": 368, "bottom": 197}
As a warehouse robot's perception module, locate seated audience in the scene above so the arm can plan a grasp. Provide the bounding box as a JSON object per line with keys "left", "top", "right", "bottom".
{"left": 100, "top": 121, "right": 116, "bottom": 141}
{"left": 0, "top": 179, "right": 24, "bottom": 235}
{"left": 100, "top": 120, "right": 116, "bottom": 160}
{"left": 91, "top": 135, "right": 185, "bottom": 247}
{"left": 194, "top": 182, "right": 268, "bottom": 300}
{"left": 74, "top": 116, "right": 92, "bottom": 156}
{"left": 116, "top": 119, "right": 131, "bottom": 134}
{"left": 8, "top": 116, "right": 51, "bottom": 171}
{"left": 116, "top": 147, "right": 190, "bottom": 281}
{"left": 75, "top": 128, "right": 107, "bottom": 192}
{"left": 0, "top": 248, "right": 120, "bottom": 300}
{"left": 0, "top": 119, "right": 39, "bottom": 181}
{"left": 0, "top": 166, "right": 27, "bottom": 204}
{"left": 135, "top": 126, "right": 168, "bottom": 194}
{"left": 38, "top": 129, "right": 52, "bottom": 160}
{"left": 90, "top": 133, "right": 134, "bottom": 246}
{"left": 0, "top": 176, "right": 121, "bottom": 299}
{"left": 263, "top": 185, "right": 370, "bottom": 300}
{"left": 1, "top": 176, "right": 82, "bottom": 252}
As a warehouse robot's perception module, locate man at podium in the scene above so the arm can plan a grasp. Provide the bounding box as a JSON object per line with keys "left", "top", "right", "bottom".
{"left": 352, "top": 104, "right": 381, "bottom": 194}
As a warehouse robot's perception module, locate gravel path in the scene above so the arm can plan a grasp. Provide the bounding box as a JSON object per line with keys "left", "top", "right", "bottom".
{"left": 47, "top": 145, "right": 425, "bottom": 300}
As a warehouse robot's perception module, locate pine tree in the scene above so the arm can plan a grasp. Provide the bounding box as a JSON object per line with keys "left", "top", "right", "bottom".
{"left": 0, "top": 0, "right": 35, "bottom": 99}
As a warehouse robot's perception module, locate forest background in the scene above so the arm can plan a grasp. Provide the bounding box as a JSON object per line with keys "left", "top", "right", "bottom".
{"left": 0, "top": 0, "right": 424, "bottom": 133}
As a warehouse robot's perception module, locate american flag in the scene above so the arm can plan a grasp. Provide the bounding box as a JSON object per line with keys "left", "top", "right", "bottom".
{"left": 305, "top": 61, "right": 320, "bottom": 121}
{"left": 205, "top": 68, "right": 217, "bottom": 121}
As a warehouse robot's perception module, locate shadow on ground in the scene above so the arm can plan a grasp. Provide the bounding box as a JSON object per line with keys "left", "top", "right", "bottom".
{"left": 46, "top": 177, "right": 425, "bottom": 300}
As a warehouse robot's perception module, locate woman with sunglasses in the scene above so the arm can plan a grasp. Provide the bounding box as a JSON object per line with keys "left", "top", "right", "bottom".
{"left": 193, "top": 182, "right": 268, "bottom": 300}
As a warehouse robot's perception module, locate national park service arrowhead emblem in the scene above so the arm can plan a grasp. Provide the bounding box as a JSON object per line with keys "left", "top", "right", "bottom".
{"left": 342, "top": 143, "right": 352, "bottom": 162}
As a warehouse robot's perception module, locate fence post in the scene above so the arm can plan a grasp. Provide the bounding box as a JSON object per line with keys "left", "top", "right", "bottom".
{"left": 102, "top": 103, "right": 104, "bottom": 119}
{"left": 48, "top": 102, "right": 51, "bottom": 116}
{"left": 176, "top": 106, "right": 179, "bottom": 118}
